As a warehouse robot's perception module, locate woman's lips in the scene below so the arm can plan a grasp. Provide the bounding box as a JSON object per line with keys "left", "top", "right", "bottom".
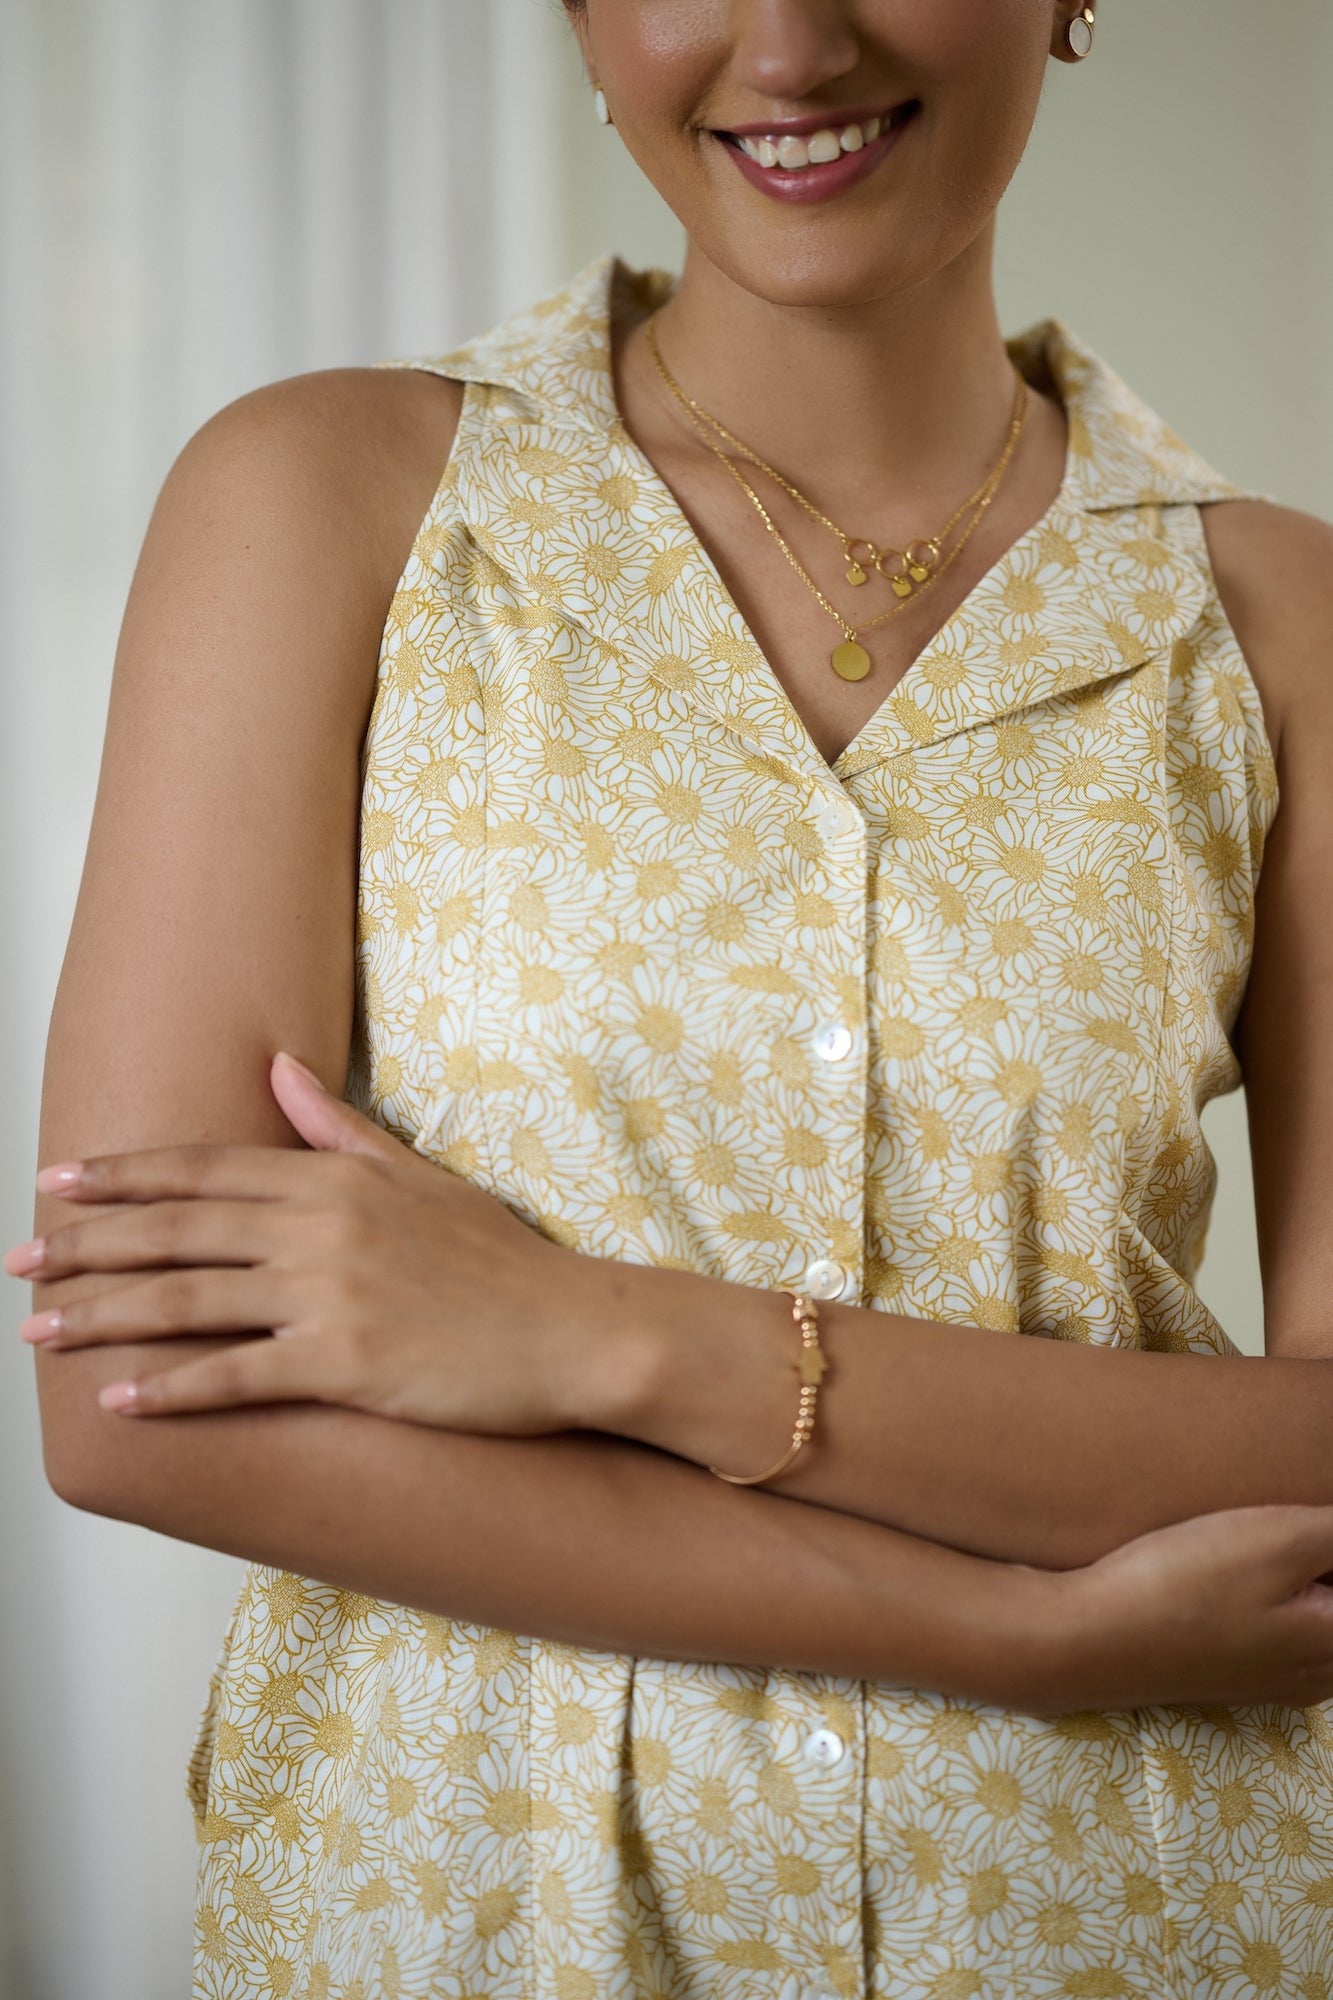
{"left": 715, "top": 105, "right": 919, "bottom": 206}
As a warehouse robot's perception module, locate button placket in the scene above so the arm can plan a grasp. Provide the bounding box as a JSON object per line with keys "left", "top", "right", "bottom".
{"left": 771, "top": 1688, "right": 867, "bottom": 2000}
{"left": 787, "top": 779, "right": 868, "bottom": 1314}
{"left": 767, "top": 784, "right": 868, "bottom": 2000}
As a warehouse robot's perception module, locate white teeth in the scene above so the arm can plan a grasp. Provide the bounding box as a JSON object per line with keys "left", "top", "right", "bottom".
{"left": 732, "top": 112, "right": 898, "bottom": 171}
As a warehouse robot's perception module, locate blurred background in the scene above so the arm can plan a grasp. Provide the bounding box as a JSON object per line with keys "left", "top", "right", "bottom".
{"left": 1, "top": 0, "right": 1330, "bottom": 1993}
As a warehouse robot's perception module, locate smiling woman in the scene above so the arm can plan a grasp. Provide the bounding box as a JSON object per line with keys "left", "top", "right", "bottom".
{"left": 16, "top": 2, "right": 1333, "bottom": 1997}
{"left": 720, "top": 100, "right": 918, "bottom": 199}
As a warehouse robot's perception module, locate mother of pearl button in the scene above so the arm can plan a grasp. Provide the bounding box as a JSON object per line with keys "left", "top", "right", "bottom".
{"left": 801, "top": 1257, "right": 850, "bottom": 1301}
{"left": 812, "top": 1022, "right": 853, "bottom": 1063}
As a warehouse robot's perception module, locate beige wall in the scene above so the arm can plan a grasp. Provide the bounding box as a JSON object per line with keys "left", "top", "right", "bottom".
{"left": 544, "top": 0, "right": 1333, "bottom": 1356}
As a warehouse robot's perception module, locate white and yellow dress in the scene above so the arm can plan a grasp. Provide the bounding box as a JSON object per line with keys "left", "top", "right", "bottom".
{"left": 188, "top": 254, "right": 1333, "bottom": 2000}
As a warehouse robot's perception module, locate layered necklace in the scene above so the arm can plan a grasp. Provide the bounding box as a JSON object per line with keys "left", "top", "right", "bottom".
{"left": 643, "top": 311, "right": 1029, "bottom": 683}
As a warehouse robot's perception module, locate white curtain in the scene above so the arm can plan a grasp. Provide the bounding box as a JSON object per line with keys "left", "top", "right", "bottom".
{"left": 0, "top": 5, "right": 586, "bottom": 1994}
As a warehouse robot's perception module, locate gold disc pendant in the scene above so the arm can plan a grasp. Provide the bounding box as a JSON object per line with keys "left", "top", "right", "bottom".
{"left": 831, "top": 639, "right": 872, "bottom": 682}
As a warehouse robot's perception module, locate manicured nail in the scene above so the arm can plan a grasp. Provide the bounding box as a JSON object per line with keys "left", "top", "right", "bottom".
{"left": 98, "top": 1381, "right": 142, "bottom": 1413}
{"left": 36, "top": 1161, "right": 85, "bottom": 1192}
{"left": 3, "top": 1238, "right": 46, "bottom": 1275}
{"left": 19, "top": 1311, "right": 63, "bottom": 1344}
{"left": 275, "top": 1051, "right": 326, "bottom": 1092}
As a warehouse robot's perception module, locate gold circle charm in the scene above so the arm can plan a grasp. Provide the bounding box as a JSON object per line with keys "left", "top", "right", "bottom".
{"left": 831, "top": 640, "right": 872, "bottom": 681}
{"left": 907, "top": 538, "right": 941, "bottom": 584}
{"left": 845, "top": 563, "right": 867, "bottom": 586}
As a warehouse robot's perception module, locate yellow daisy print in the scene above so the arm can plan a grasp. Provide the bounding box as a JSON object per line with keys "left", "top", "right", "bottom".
{"left": 187, "top": 255, "right": 1331, "bottom": 2000}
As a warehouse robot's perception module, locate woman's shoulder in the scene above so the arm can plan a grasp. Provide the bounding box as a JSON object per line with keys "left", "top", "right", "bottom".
{"left": 112, "top": 364, "right": 472, "bottom": 814}
{"left": 169, "top": 364, "right": 466, "bottom": 583}
{"left": 1199, "top": 496, "right": 1333, "bottom": 767}
{"left": 124, "top": 364, "right": 471, "bottom": 750}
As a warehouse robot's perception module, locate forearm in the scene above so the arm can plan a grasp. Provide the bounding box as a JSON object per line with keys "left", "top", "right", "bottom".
{"left": 586, "top": 1258, "right": 1333, "bottom": 1568}
{"left": 38, "top": 1336, "right": 1064, "bottom": 1706}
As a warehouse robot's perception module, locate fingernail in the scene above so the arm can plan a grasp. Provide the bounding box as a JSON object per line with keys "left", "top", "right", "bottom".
{"left": 98, "top": 1381, "right": 142, "bottom": 1413}
{"left": 36, "top": 1161, "right": 85, "bottom": 1192}
{"left": 19, "top": 1310, "right": 63, "bottom": 1345}
{"left": 3, "top": 1238, "right": 46, "bottom": 1275}
{"left": 275, "top": 1051, "right": 326, "bottom": 1092}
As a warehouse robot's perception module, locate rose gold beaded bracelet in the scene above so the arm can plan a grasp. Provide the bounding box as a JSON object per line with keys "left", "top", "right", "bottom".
{"left": 708, "top": 1289, "right": 830, "bottom": 1487}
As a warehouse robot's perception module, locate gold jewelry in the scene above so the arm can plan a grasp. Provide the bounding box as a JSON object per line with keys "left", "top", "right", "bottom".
{"left": 709, "top": 1290, "right": 830, "bottom": 1487}
{"left": 731, "top": 445, "right": 1017, "bottom": 682}
{"left": 645, "top": 311, "right": 1026, "bottom": 603}
{"left": 643, "top": 315, "right": 1028, "bottom": 682}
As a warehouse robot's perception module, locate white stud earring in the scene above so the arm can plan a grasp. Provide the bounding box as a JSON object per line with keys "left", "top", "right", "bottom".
{"left": 1067, "top": 8, "right": 1094, "bottom": 57}
{"left": 593, "top": 86, "right": 612, "bottom": 126}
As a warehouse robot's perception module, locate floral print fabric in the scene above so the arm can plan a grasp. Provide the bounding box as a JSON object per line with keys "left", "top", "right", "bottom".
{"left": 188, "top": 255, "right": 1333, "bottom": 2000}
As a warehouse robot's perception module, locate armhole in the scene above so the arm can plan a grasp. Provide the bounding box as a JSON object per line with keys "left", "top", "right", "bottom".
{"left": 1177, "top": 499, "right": 1283, "bottom": 836}
{"left": 360, "top": 368, "right": 478, "bottom": 746}
{"left": 1193, "top": 497, "right": 1284, "bottom": 781}
{"left": 372, "top": 361, "right": 475, "bottom": 602}
{"left": 1157, "top": 500, "right": 1282, "bottom": 1079}
{"left": 347, "top": 367, "right": 488, "bottom": 1142}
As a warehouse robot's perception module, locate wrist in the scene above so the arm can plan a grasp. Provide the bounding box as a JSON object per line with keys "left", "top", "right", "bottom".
{"left": 555, "top": 1257, "right": 797, "bottom": 1469}
{"left": 544, "top": 1248, "right": 671, "bottom": 1435}
{"left": 981, "top": 1562, "right": 1097, "bottom": 1717}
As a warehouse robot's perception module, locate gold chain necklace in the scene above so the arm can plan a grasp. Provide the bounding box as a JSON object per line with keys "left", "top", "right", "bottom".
{"left": 646, "top": 310, "right": 1025, "bottom": 599}
{"left": 643, "top": 313, "right": 1029, "bottom": 681}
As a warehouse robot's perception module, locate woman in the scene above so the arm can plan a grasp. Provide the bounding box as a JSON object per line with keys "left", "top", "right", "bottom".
{"left": 11, "top": 1, "right": 1333, "bottom": 1993}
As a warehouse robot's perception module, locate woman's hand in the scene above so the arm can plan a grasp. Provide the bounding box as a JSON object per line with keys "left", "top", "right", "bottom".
{"left": 5, "top": 1051, "right": 620, "bottom": 1431}
{"left": 1025, "top": 1502, "right": 1333, "bottom": 1715}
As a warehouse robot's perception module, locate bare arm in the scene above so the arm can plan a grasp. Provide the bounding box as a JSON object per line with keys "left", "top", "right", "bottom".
{"left": 29, "top": 383, "right": 1329, "bottom": 1642}
{"left": 569, "top": 1260, "right": 1333, "bottom": 1568}
{"left": 26, "top": 369, "right": 1061, "bottom": 1706}
{"left": 1212, "top": 503, "right": 1333, "bottom": 1359}
{"left": 49, "top": 1346, "right": 1060, "bottom": 1697}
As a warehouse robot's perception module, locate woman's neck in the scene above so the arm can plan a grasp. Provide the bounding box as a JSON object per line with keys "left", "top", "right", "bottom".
{"left": 617, "top": 223, "right": 1028, "bottom": 520}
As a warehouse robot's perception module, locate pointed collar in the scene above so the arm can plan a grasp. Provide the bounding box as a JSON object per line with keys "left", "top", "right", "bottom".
{"left": 394, "top": 256, "right": 1266, "bottom": 786}
{"left": 401, "top": 250, "right": 1256, "bottom": 515}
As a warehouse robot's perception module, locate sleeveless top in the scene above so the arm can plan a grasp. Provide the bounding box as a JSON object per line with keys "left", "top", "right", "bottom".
{"left": 188, "top": 254, "right": 1333, "bottom": 2000}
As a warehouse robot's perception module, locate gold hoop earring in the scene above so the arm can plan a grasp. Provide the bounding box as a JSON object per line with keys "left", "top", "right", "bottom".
{"left": 593, "top": 86, "right": 612, "bottom": 127}
{"left": 1067, "top": 8, "right": 1094, "bottom": 57}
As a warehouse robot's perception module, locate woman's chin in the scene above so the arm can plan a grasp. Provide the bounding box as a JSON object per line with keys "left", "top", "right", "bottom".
{"left": 694, "top": 230, "right": 934, "bottom": 314}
